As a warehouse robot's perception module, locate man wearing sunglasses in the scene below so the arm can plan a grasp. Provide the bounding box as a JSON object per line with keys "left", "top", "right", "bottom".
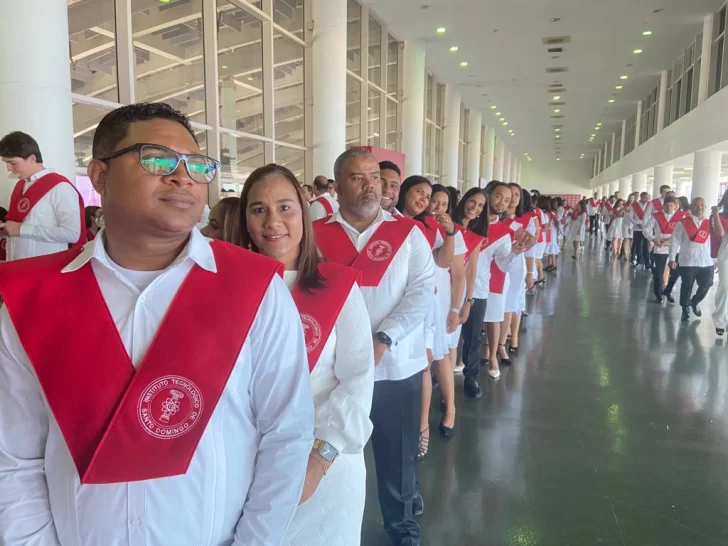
{"left": 0, "top": 103, "right": 314, "bottom": 546}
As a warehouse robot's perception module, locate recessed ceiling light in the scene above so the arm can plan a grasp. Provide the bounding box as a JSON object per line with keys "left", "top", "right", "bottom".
{"left": 503, "top": 122, "right": 508, "bottom": 126}
{"left": 642, "top": 30, "right": 653, "bottom": 36}
{"left": 553, "top": 95, "right": 561, "bottom": 100}
{"left": 591, "top": 134, "right": 596, "bottom": 137}
{"left": 596, "top": 122, "right": 602, "bottom": 126}
{"left": 248, "top": 77, "right": 254, "bottom": 81}
{"left": 608, "top": 99, "right": 615, "bottom": 103}
{"left": 490, "top": 105, "right": 497, "bottom": 109}
{"left": 495, "top": 112, "right": 501, "bottom": 115}
{"left": 633, "top": 49, "right": 643, "bottom": 54}
{"left": 500, "top": 117, "right": 505, "bottom": 121}
{"left": 460, "top": 61, "right": 468, "bottom": 67}
{"left": 554, "top": 109, "right": 560, "bottom": 113}
{"left": 595, "top": 127, "right": 601, "bottom": 130}
{"left": 450, "top": 46, "right": 459, "bottom": 52}
{"left": 437, "top": 27, "right": 447, "bottom": 34}
{"left": 222, "top": 65, "right": 228, "bottom": 69}
{"left": 616, "top": 85, "right": 623, "bottom": 89}
{"left": 555, "top": 128, "right": 561, "bottom": 132}
{"left": 620, "top": 75, "right": 628, "bottom": 80}
{"left": 556, "top": 158, "right": 561, "bottom": 161}
{"left": 555, "top": 135, "right": 560, "bottom": 138}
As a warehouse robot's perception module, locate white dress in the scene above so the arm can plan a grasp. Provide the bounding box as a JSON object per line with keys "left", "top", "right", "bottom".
{"left": 609, "top": 213, "right": 624, "bottom": 240}
{"left": 503, "top": 216, "right": 531, "bottom": 314}
{"left": 282, "top": 271, "right": 375, "bottom": 546}
{"left": 622, "top": 208, "right": 634, "bottom": 239}
{"left": 545, "top": 214, "right": 561, "bottom": 255}
{"left": 713, "top": 233, "right": 728, "bottom": 330}
{"left": 435, "top": 231, "right": 468, "bottom": 350}
{"left": 566, "top": 212, "right": 587, "bottom": 243}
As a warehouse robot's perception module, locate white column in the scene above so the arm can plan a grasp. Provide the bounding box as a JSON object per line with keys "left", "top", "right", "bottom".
{"left": 692, "top": 151, "right": 723, "bottom": 205}
{"left": 635, "top": 101, "right": 643, "bottom": 148}
{"left": 516, "top": 160, "right": 522, "bottom": 184}
{"left": 698, "top": 14, "right": 714, "bottom": 105}
{"left": 620, "top": 120, "right": 627, "bottom": 159}
{"left": 610, "top": 180, "right": 620, "bottom": 196}
{"left": 442, "top": 84, "right": 461, "bottom": 187}
{"left": 465, "top": 111, "right": 482, "bottom": 190}
{"left": 597, "top": 150, "right": 602, "bottom": 173}
{"left": 656, "top": 70, "right": 668, "bottom": 133}
{"left": 603, "top": 142, "right": 609, "bottom": 170}
{"left": 0, "top": 0, "right": 74, "bottom": 204}
{"left": 483, "top": 126, "right": 495, "bottom": 182}
{"left": 503, "top": 148, "right": 512, "bottom": 183}
{"left": 221, "top": 78, "right": 238, "bottom": 173}
{"left": 401, "top": 40, "right": 426, "bottom": 177}
{"left": 311, "top": 0, "right": 347, "bottom": 178}
{"left": 593, "top": 157, "right": 597, "bottom": 178}
{"left": 677, "top": 180, "right": 690, "bottom": 197}
{"left": 654, "top": 165, "right": 673, "bottom": 198}
{"left": 509, "top": 153, "right": 518, "bottom": 183}
{"left": 632, "top": 173, "right": 647, "bottom": 194}
{"left": 493, "top": 137, "right": 505, "bottom": 181}
{"left": 611, "top": 133, "right": 616, "bottom": 165}
{"left": 619, "top": 177, "right": 632, "bottom": 198}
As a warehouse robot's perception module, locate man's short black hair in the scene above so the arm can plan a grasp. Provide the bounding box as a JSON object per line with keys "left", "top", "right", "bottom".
{"left": 92, "top": 102, "right": 197, "bottom": 159}
{"left": 313, "top": 176, "right": 328, "bottom": 192}
{"left": 0, "top": 131, "right": 43, "bottom": 163}
{"left": 664, "top": 196, "right": 678, "bottom": 206}
{"left": 379, "top": 160, "right": 401, "bottom": 177}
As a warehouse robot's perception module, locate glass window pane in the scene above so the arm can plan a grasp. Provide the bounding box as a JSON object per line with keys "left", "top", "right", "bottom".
{"left": 386, "top": 98, "right": 397, "bottom": 151}
{"left": 132, "top": 0, "right": 205, "bottom": 120}
{"left": 424, "top": 124, "right": 433, "bottom": 174}
{"left": 274, "top": 32, "right": 304, "bottom": 146}
{"left": 72, "top": 102, "right": 115, "bottom": 169}
{"left": 275, "top": 146, "right": 305, "bottom": 181}
{"left": 368, "top": 16, "right": 382, "bottom": 87}
{"left": 436, "top": 84, "right": 445, "bottom": 127}
{"left": 218, "top": 1, "right": 264, "bottom": 135}
{"left": 273, "top": 0, "right": 304, "bottom": 38}
{"left": 68, "top": 0, "right": 119, "bottom": 102}
{"left": 367, "top": 88, "right": 381, "bottom": 147}
{"left": 435, "top": 128, "right": 443, "bottom": 176}
{"left": 387, "top": 35, "right": 399, "bottom": 99}
{"left": 346, "top": 75, "right": 361, "bottom": 147}
{"left": 347, "top": 0, "right": 361, "bottom": 76}
{"left": 220, "top": 134, "right": 265, "bottom": 187}
{"left": 425, "top": 74, "right": 433, "bottom": 121}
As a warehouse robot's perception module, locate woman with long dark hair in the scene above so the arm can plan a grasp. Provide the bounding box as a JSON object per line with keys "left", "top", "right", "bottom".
{"left": 544, "top": 197, "right": 561, "bottom": 271}
{"left": 534, "top": 195, "right": 552, "bottom": 284}
{"left": 622, "top": 193, "right": 637, "bottom": 262}
{"left": 712, "top": 191, "right": 728, "bottom": 335}
{"left": 237, "top": 164, "right": 375, "bottom": 545}
{"left": 609, "top": 198, "right": 625, "bottom": 258}
{"left": 200, "top": 196, "right": 240, "bottom": 243}
{"left": 565, "top": 199, "right": 588, "bottom": 259}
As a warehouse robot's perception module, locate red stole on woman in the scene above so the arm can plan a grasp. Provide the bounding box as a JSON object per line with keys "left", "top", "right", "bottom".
{"left": 405, "top": 215, "right": 443, "bottom": 250}
{"left": 313, "top": 216, "right": 414, "bottom": 287}
{"left": 290, "top": 262, "right": 361, "bottom": 372}
{"left": 534, "top": 208, "right": 545, "bottom": 243}
{"left": 0, "top": 241, "right": 281, "bottom": 484}
{"left": 484, "top": 221, "right": 511, "bottom": 294}
{"left": 6, "top": 173, "right": 87, "bottom": 247}
{"left": 454, "top": 224, "right": 484, "bottom": 264}
{"left": 680, "top": 217, "right": 711, "bottom": 243}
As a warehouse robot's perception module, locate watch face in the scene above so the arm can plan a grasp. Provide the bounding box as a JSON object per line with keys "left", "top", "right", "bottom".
{"left": 315, "top": 440, "right": 338, "bottom": 461}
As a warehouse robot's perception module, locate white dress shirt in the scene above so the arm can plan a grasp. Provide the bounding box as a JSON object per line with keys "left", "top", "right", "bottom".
{"left": 628, "top": 203, "right": 649, "bottom": 232}
{"left": 309, "top": 194, "right": 340, "bottom": 222}
{"left": 644, "top": 212, "right": 676, "bottom": 255}
{"left": 323, "top": 209, "right": 435, "bottom": 382}
{"left": 0, "top": 229, "right": 314, "bottom": 546}
{"left": 6, "top": 169, "right": 82, "bottom": 261}
{"left": 669, "top": 215, "right": 714, "bottom": 267}
{"left": 644, "top": 198, "right": 664, "bottom": 223}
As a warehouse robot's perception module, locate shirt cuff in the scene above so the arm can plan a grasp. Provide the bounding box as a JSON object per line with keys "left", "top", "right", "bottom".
{"left": 19, "top": 223, "right": 32, "bottom": 237}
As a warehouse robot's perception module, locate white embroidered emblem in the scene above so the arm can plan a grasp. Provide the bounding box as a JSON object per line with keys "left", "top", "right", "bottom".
{"left": 367, "top": 240, "right": 393, "bottom": 262}
{"left": 138, "top": 375, "right": 203, "bottom": 440}
{"left": 17, "top": 198, "right": 31, "bottom": 214}
{"left": 300, "top": 313, "right": 322, "bottom": 353}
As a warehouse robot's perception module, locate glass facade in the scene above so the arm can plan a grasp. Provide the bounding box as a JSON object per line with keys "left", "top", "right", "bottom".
{"left": 423, "top": 73, "right": 444, "bottom": 182}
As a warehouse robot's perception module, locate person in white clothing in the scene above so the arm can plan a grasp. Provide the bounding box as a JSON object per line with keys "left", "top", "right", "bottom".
{"left": 312, "top": 148, "right": 434, "bottom": 546}
{"left": 565, "top": 199, "right": 588, "bottom": 259}
{"left": 0, "top": 104, "right": 315, "bottom": 546}
{"left": 309, "top": 175, "right": 339, "bottom": 221}
{"left": 237, "top": 164, "right": 374, "bottom": 546}
{"left": 0, "top": 131, "right": 83, "bottom": 261}
{"left": 629, "top": 192, "right": 652, "bottom": 269}
{"left": 586, "top": 192, "right": 600, "bottom": 235}
{"left": 711, "top": 194, "right": 728, "bottom": 336}
{"left": 644, "top": 196, "right": 682, "bottom": 304}
{"left": 609, "top": 199, "right": 625, "bottom": 258}
{"left": 669, "top": 198, "right": 715, "bottom": 322}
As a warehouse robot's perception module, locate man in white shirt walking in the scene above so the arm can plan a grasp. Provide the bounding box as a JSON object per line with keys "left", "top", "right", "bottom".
{"left": 0, "top": 131, "right": 84, "bottom": 261}
{"left": 313, "top": 148, "right": 434, "bottom": 546}
{"left": 587, "top": 192, "right": 600, "bottom": 235}
{"left": 309, "top": 175, "right": 339, "bottom": 221}
{"left": 669, "top": 197, "right": 715, "bottom": 322}
{"left": 0, "top": 103, "right": 314, "bottom": 546}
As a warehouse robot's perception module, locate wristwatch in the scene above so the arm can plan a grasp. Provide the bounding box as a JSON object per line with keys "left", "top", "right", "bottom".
{"left": 376, "top": 331, "right": 393, "bottom": 348}
{"left": 465, "top": 298, "right": 474, "bottom": 304}
{"left": 445, "top": 229, "right": 457, "bottom": 237}
{"left": 312, "top": 439, "right": 338, "bottom": 463}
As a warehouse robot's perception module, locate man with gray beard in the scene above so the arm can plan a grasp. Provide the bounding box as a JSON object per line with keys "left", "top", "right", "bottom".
{"left": 312, "top": 148, "right": 434, "bottom": 545}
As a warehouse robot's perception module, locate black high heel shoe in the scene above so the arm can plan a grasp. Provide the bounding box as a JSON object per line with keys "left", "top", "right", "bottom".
{"left": 439, "top": 418, "right": 454, "bottom": 437}
{"left": 498, "top": 344, "right": 512, "bottom": 365}
{"left": 509, "top": 345, "right": 519, "bottom": 355}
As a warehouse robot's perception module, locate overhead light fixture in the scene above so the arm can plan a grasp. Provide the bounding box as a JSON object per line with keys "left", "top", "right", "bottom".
{"left": 503, "top": 122, "right": 509, "bottom": 126}
{"left": 595, "top": 127, "right": 601, "bottom": 130}
{"left": 460, "top": 61, "right": 468, "bottom": 67}
{"left": 554, "top": 109, "right": 560, "bottom": 113}
{"left": 642, "top": 30, "right": 653, "bottom": 36}
{"left": 616, "top": 85, "right": 623, "bottom": 89}
{"left": 491, "top": 105, "right": 497, "bottom": 109}
{"left": 591, "top": 134, "right": 596, "bottom": 137}
{"left": 449, "top": 46, "right": 459, "bottom": 52}
{"left": 620, "top": 75, "right": 628, "bottom": 80}
{"left": 500, "top": 117, "right": 505, "bottom": 121}
{"left": 437, "top": 27, "right": 447, "bottom": 34}
{"left": 555, "top": 135, "right": 560, "bottom": 138}
{"left": 556, "top": 158, "right": 561, "bottom": 161}
{"left": 222, "top": 64, "right": 228, "bottom": 69}
{"left": 248, "top": 77, "right": 254, "bottom": 81}
{"left": 553, "top": 95, "right": 561, "bottom": 100}
{"left": 608, "top": 99, "right": 615, "bottom": 103}
{"left": 633, "top": 49, "right": 643, "bottom": 54}
{"left": 495, "top": 112, "right": 501, "bottom": 115}
{"left": 555, "top": 128, "right": 561, "bottom": 132}
{"left": 596, "top": 122, "right": 602, "bottom": 126}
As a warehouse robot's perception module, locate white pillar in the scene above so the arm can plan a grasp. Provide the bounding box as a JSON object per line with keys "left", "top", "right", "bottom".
{"left": 635, "top": 101, "right": 643, "bottom": 149}
{"left": 619, "top": 177, "right": 632, "bottom": 198}
{"left": 632, "top": 173, "right": 647, "bottom": 194}
{"left": 698, "top": 14, "right": 714, "bottom": 105}
{"left": 516, "top": 160, "right": 522, "bottom": 184}
{"left": 442, "top": 84, "right": 461, "bottom": 187}
{"left": 692, "top": 151, "right": 723, "bottom": 205}
{"left": 509, "top": 153, "right": 518, "bottom": 184}
{"left": 653, "top": 165, "right": 673, "bottom": 198}
{"left": 493, "top": 137, "right": 505, "bottom": 181}
{"left": 503, "top": 148, "right": 512, "bottom": 183}
{"left": 597, "top": 150, "right": 602, "bottom": 173}
{"left": 401, "top": 40, "right": 426, "bottom": 177}
{"left": 620, "top": 120, "right": 627, "bottom": 159}
{"left": 483, "top": 126, "right": 495, "bottom": 182}
{"left": 603, "top": 142, "right": 609, "bottom": 170}
{"left": 656, "top": 70, "right": 668, "bottom": 133}
{"left": 610, "top": 180, "right": 620, "bottom": 196}
{"left": 221, "top": 78, "right": 238, "bottom": 173}
{"left": 312, "top": 0, "right": 347, "bottom": 178}
{"left": 0, "top": 0, "right": 74, "bottom": 204}
{"left": 611, "top": 133, "right": 616, "bottom": 165}
{"left": 464, "top": 111, "right": 482, "bottom": 190}
{"left": 677, "top": 180, "right": 690, "bottom": 197}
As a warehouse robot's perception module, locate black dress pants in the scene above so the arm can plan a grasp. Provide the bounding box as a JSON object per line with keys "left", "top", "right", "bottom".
{"left": 679, "top": 266, "right": 714, "bottom": 309}
{"left": 461, "top": 298, "right": 487, "bottom": 380}
{"left": 371, "top": 372, "right": 423, "bottom": 546}
{"left": 633, "top": 230, "right": 647, "bottom": 265}
{"left": 652, "top": 254, "right": 679, "bottom": 300}
{"left": 664, "top": 254, "right": 681, "bottom": 295}
{"left": 589, "top": 215, "right": 598, "bottom": 234}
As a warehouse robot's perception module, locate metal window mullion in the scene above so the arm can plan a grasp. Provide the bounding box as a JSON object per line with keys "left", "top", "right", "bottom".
{"left": 360, "top": 7, "right": 369, "bottom": 146}
{"left": 431, "top": 78, "right": 438, "bottom": 174}
{"left": 262, "top": 0, "right": 275, "bottom": 162}
{"left": 380, "top": 24, "right": 388, "bottom": 148}
{"left": 202, "top": 0, "right": 221, "bottom": 206}
{"left": 303, "top": 0, "right": 313, "bottom": 184}
{"left": 397, "top": 41, "right": 404, "bottom": 152}
{"left": 115, "top": 0, "right": 136, "bottom": 104}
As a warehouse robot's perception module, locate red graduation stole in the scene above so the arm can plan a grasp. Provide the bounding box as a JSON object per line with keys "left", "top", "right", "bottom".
{"left": 484, "top": 221, "right": 511, "bottom": 294}
{"left": 680, "top": 217, "right": 711, "bottom": 244}
{"left": 0, "top": 241, "right": 281, "bottom": 484}
{"left": 650, "top": 198, "right": 663, "bottom": 213}
{"left": 290, "top": 262, "right": 361, "bottom": 372}
{"left": 6, "top": 173, "right": 87, "bottom": 246}
{"left": 653, "top": 212, "right": 680, "bottom": 235}
{"left": 454, "top": 225, "right": 484, "bottom": 264}
{"left": 534, "top": 208, "right": 545, "bottom": 243}
{"left": 312, "top": 196, "right": 334, "bottom": 216}
{"left": 604, "top": 203, "right": 614, "bottom": 214}
{"left": 590, "top": 198, "right": 601, "bottom": 208}
{"left": 503, "top": 216, "right": 526, "bottom": 242}
{"left": 632, "top": 202, "right": 646, "bottom": 220}
{"left": 313, "top": 217, "right": 414, "bottom": 287}
{"left": 711, "top": 216, "right": 728, "bottom": 259}
{"left": 412, "top": 215, "right": 445, "bottom": 249}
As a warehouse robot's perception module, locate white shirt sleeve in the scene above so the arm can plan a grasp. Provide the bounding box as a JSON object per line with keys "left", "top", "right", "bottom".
{"left": 0, "top": 306, "right": 61, "bottom": 545}
{"left": 643, "top": 217, "right": 657, "bottom": 241}
{"left": 18, "top": 183, "right": 82, "bottom": 244}
{"left": 494, "top": 236, "right": 516, "bottom": 272}
{"left": 454, "top": 231, "right": 467, "bottom": 255}
{"left": 669, "top": 222, "right": 684, "bottom": 262}
{"left": 234, "top": 276, "right": 315, "bottom": 546}
{"left": 315, "top": 284, "right": 374, "bottom": 455}
{"left": 377, "top": 228, "right": 436, "bottom": 344}
{"left": 309, "top": 201, "right": 328, "bottom": 222}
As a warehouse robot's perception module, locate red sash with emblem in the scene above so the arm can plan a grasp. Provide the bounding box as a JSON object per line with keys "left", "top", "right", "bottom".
{"left": 6, "top": 173, "right": 87, "bottom": 246}
{"left": 312, "top": 196, "right": 334, "bottom": 216}
{"left": 590, "top": 198, "right": 601, "bottom": 209}
{"left": 503, "top": 216, "right": 526, "bottom": 242}
{"left": 680, "top": 217, "right": 711, "bottom": 244}
{"left": 650, "top": 199, "right": 663, "bottom": 213}
{"left": 454, "top": 225, "right": 484, "bottom": 264}
{"left": 484, "top": 221, "right": 512, "bottom": 294}
{"left": 0, "top": 241, "right": 280, "bottom": 484}
{"left": 632, "top": 203, "right": 646, "bottom": 221}
{"left": 313, "top": 217, "right": 413, "bottom": 287}
{"left": 291, "top": 262, "right": 361, "bottom": 372}
{"left": 653, "top": 212, "right": 680, "bottom": 234}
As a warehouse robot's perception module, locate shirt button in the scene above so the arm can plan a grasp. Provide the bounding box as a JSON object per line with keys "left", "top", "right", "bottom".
{"left": 130, "top": 517, "right": 142, "bottom": 526}
{"left": 139, "top": 295, "right": 146, "bottom": 304}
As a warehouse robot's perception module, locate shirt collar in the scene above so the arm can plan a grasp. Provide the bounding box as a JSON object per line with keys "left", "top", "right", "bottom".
{"left": 26, "top": 168, "right": 55, "bottom": 184}
{"left": 326, "top": 207, "right": 396, "bottom": 228}
{"left": 62, "top": 227, "right": 218, "bottom": 274}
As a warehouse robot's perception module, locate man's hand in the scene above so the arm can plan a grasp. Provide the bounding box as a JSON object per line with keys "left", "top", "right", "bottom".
{"left": 712, "top": 206, "right": 720, "bottom": 216}
{"left": 446, "top": 310, "right": 460, "bottom": 333}
{"left": 459, "top": 301, "right": 472, "bottom": 324}
{"left": 0, "top": 221, "right": 21, "bottom": 237}
{"left": 299, "top": 454, "right": 329, "bottom": 505}
{"left": 373, "top": 338, "right": 388, "bottom": 366}
{"left": 669, "top": 261, "right": 677, "bottom": 270}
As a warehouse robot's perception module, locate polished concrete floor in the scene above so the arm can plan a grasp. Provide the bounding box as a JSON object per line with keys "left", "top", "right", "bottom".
{"left": 361, "top": 235, "right": 728, "bottom": 546}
